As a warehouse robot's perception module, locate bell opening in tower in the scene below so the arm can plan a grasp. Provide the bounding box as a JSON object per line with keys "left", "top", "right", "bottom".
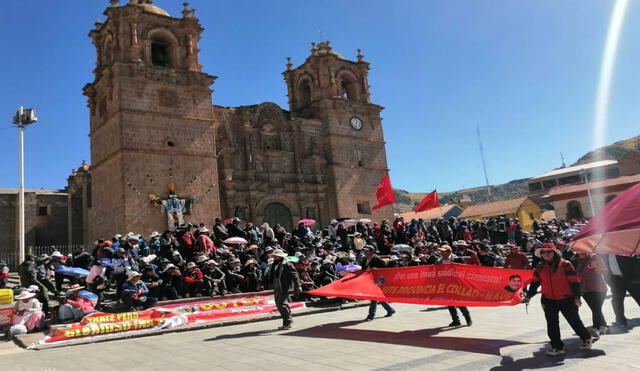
{"left": 151, "top": 38, "right": 170, "bottom": 67}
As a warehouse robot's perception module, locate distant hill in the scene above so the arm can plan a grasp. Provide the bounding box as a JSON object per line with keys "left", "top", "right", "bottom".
{"left": 572, "top": 135, "right": 640, "bottom": 165}
{"left": 394, "top": 134, "right": 640, "bottom": 213}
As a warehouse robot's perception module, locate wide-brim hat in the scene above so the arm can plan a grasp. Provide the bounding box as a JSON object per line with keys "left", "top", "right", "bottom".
{"left": 149, "top": 231, "right": 160, "bottom": 238}
{"left": 172, "top": 250, "right": 181, "bottom": 256}
{"left": 206, "top": 260, "right": 218, "bottom": 266}
{"left": 15, "top": 291, "right": 36, "bottom": 300}
{"left": 37, "top": 254, "right": 50, "bottom": 261}
{"left": 453, "top": 240, "right": 468, "bottom": 247}
{"left": 322, "top": 259, "right": 333, "bottom": 265}
{"left": 229, "top": 258, "right": 241, "bottom": 264}
{"left": 270, "top": 249, "right": 288, "bottom": 258}
{"left": 127, "top": 271, "right": 142, "bottom": 280}
{"left": 51, "top": 251, "right": 63, "bottom": 258}
{"left": 438, "top": 245, "right": 452, "bottom": 253}
{"left": 245, "top": 259, "right": 256, "bottom": 266}
{"left": 68, "top": 284, "right": 85, "bottom": 291}
{"left": 186, "top": 262, "right": 197, "bottom": 268}
{"left": 141, "top": 254, "right": 157, "bottom": 265}
{"left": 199, "top": 227, "right": 210, "bottom": 233}
{"left": 247, "top": 245, "right": 258, "bottom": 251}
{"left": 196, "top": 255, "right": 208, "bottom": 263}
{"left": 162, "top": 263, "right": 178, "bottom": 272}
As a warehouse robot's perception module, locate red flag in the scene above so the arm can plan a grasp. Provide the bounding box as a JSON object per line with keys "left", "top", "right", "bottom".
{"left": 415, "top": 190, "right": 439, "bottom": 212}
{"left": 372, "top": 172, "right": 396, "bottom": 210}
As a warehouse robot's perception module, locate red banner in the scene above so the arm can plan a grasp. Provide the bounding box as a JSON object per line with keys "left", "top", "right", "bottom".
{"left": 41, "top": 294, "right": 306, "bottom": 344}
{"left": 308, "top": 264, "right": 533, "bottom": 307}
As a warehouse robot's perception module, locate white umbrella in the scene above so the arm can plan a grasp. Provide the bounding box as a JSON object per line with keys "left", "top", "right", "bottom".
{"left": 392, "top": 244, "right": 413, "bottom": 252}
{"left": 358, "top": 218, "right": 372, "bottom": 224}
{"left": 223, "top": 237, "right": 248, "bottom": 245}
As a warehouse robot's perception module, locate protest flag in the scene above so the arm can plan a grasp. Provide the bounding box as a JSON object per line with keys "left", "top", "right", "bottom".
{"left": 372, "top": 172, "right": 396, "bottom": 210}
{"left": 415, "top": 190, "right": 439, "bottom": 213}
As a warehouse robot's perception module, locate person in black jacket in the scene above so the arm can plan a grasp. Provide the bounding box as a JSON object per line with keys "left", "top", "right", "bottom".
{"left": 262, "top": 249, "right": 301, "bottom": 330}
{"left": 360, "top": 245, "right": 395, "bottom": 321}
{"left": 604, "top": 254, "right": 640, "bottom": 328}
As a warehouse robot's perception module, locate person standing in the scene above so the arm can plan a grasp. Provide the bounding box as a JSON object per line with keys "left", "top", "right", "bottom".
{"left": 262, "top": 249, "right": 301, "bottom": 330}
{"left": 504, "top": 244, "right": 531, "bottom": 270}
{"left": 604, "top": 254, "right": 640, "bottom": 329}
{"left": 572, "top": 252, "right": 609, "bottom": 335}
{"left": 360, "top": 245, "right": 395, "bottom": 321}
{"left": 437, "top": 245, "right": 472, "bottom": 326}
{"left": 522, "top": 243, "right": 596, "bottom": 356}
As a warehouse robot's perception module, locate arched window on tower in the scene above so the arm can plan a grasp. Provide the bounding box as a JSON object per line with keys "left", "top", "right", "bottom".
{"left": 151, "top": 37, "right": 171, "bottom": 67}
{"left": 339, "top": 72, "right": 360, "bottom": 101}
{"left": 298, "top": 79, "right": 311, "bottom": 107}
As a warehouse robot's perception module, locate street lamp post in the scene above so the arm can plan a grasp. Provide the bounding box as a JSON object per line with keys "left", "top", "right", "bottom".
{"left": 579, "top": 168, "right": 596, "bottom": 218}
{"left": 12, "top": 106, "right": 38, "bottom": 264}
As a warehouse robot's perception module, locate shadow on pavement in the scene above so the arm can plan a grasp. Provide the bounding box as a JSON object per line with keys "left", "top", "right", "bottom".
{"left": 490, "top": 346, "right": 606, "bottom": 370}
{"left": 282, "top": 320, "right": 529, "bottom": 355}
{"left": 203, "top": 328, "right": 281, "bottom": 341}
{"left": 419, "top": 307, "right": 448, "bottom": 312}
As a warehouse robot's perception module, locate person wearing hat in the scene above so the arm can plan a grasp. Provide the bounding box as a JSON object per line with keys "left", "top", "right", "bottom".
{"left": 241, "top": 259, "right": 262, "bottom": 292}
{"left": 360, "top": 246, "right": 395, "bottom": 321}
{"left": 35, "top": 254, "right": 58, "bottom": 296}
{"left": 226, "top": 217, "right": 247, "bottom": 239}
{"left": 0, "top": 259, "right": 9, "bottom": 289}
{"left": 223, "top": 258, "right": 244, "bottom": 294}
{"left": 141, "top": 266, "right": 163, "bottom": 300}
{"left": 523, "top": 243, "right": 596, "bottom": 355}
{"left": 183, "top": 261, "right": 205, "bottom": 297}
{"left": 86, "top": 258, "right": 112, "bottom": 309}
{"left": 148, "top": 231, "right": 162, "bottom": 256}
{"left": 437, "top": 245, "right": 472, "bottom": 327}
{"left": 112, "top": 247, "right": 137, "bottom": 299}
{"left": 159, "top": 264, "right": 184, "bottom": 300}
{"left": 213, "top": 218, "right": 229, "bottom": 243}
{"left": 202, "top": 260, "right": 225, "bottom": 296}
{"left": 58, "top": 284, "right": 98, "bottom": 323}
{"left": 263, "top": 249, "right": 301, "bottom": 330}
{"left": 121, "top": 271, "right": 157, "bottom": 310}
{"left": 170, "top": 250, "right": 186, "bottom": 271}
{"left": 319, "top": 259, "right": 338, "bottom": 286}
{"left": 49, "top": 251, "right": 67, "bottom": 293}
{"left": 10, "top": 290, "right": 44, "bottom": 337}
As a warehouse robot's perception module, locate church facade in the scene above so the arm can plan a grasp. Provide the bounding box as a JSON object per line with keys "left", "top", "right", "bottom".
{"left": 74, "top": 1, "right": 392, "bottom": 243}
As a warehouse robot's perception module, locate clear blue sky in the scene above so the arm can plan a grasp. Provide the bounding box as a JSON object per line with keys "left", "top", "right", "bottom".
{"left": 1, "top": 0, "right": 638, "bottom": 193}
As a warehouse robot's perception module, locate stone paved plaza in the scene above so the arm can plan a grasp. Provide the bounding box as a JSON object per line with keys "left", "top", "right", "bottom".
{"left": 2, "top": 295, "right": 639, "bottom": 370}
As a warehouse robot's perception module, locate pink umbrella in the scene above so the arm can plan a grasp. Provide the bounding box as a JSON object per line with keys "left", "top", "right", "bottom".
{"left": 223, "top": 237, "right": 248, "bottom": 245}
{"left": 298, "top": 219, "right": 316, "bottom": 227}
{"left": 571, "top": 183, "right": 640, "bottom": 255}
{"left": 223, "top": 218, "right": 234, "bottom": 225}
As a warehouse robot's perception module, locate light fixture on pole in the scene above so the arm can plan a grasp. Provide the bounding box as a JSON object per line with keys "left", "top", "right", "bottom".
{"left": 12, "top": 106, "right": 38, "bottom": 264}
{"left": 579, "top": 168, "right": 596, "bottom": 217}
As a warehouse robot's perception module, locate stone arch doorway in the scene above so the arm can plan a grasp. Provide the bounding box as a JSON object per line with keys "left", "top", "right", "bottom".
{"left": 264, "top": 202, "right": 293, "bottom": 232}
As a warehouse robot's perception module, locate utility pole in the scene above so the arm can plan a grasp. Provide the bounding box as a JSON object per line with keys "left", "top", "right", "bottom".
{"left": 12, "top": 106, "right": 38, "bottom": 264}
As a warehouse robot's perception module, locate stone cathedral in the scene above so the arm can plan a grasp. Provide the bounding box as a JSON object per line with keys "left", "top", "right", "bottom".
{"left": 71, "top": 0, "right": 392, "bottom": 243}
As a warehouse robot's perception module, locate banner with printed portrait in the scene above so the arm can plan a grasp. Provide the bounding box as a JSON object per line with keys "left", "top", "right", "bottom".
{"left": 308, "top": 264, "right": 533, "bottom": 307}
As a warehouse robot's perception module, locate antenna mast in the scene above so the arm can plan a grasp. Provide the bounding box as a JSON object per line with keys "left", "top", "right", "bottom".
{"left": 476, "top": 125, "right": 491, "bottom": 196}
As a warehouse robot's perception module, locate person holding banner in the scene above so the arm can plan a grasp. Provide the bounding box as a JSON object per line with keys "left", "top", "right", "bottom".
{"left": 437, "top": 245, "right": 472, "bottom": 326}
{"left": 361, "top": 246, "right": 395, "bottom": 321}
{"left": 523, "top": 243, "right": 596, "bottom": 356}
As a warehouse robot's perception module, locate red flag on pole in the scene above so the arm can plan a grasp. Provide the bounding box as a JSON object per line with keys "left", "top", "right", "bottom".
{"left": 415, "top": 190, "right": 439, "bottom": 212}
{"left": 372, "top": 172, "right": 396, "bottom": 210}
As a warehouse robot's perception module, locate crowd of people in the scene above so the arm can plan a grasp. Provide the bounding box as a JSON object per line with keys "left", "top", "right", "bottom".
{"left": 5, "top": 215, "right": 640, "bottom": 355}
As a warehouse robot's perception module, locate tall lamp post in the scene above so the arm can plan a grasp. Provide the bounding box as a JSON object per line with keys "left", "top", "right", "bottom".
{"left": 12, "top": 106, "right": 38, "bottom": 264}
{"left": 579, "top": 168, "right": 596, "bottom": 218}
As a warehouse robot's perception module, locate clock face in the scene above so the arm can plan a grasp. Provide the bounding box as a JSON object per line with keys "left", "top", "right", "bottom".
{"left": 350, "top": 117, "right": 363, "bottom": 130}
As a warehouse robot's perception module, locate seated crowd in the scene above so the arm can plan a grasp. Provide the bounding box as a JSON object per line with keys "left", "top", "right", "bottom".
{"left": 7, "top": 215, "right": 606, "bottom": 332}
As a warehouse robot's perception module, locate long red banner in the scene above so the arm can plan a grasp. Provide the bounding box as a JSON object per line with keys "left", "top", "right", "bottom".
{"left": 42, "top": 294, "right": 305, "bottom": 344}
{"left": 308, "top": 264, "right": 533, "bottom": 307}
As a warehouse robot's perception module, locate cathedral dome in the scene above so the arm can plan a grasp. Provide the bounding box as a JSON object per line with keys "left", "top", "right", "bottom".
{"left": 132, "top": 3, "right": 170, "bottom": 17}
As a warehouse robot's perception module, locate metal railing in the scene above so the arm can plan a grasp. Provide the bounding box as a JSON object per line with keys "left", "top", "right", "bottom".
{"left": 0, "top": 244, "right": 84, "bottom": 272}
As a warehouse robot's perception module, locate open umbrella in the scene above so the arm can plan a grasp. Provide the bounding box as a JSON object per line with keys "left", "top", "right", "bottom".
{"left": 338, "top": 219, "right": 358, "bottom": 227}
{"left": 223, "top": 237, "right": 248, "bottom": 245}
{"left": 222, "top": 218, "right": 234, "bottom": 225}
{"left": 562, "top": 228, "right": 581, "bottom": 235}
{"left": 54, "top": 266, "right": 90, "bottom": 278}
{"left": 358, "top": 218, "right": 372, "bottom": 224}
{"left": 298, "top": 219, "right": 316, "bottom": 227}
{"left": 571, "top": 183, "right": 640, "bottom": 255}
{"left": 391, "top": 244, "right": 413, "bottom": 252}
{"left": 337, "top": 264, "right": 361, "bottom": 273}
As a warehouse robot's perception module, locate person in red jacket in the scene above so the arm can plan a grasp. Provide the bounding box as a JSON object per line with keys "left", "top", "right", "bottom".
{"left": 523, "top": 243, "right": 596, "bottom": 356}
{"left": 572, "top": 252, "right": 609, "bottom": 335}
{"left": 196, "top": 228, "right": 216, "bottom": 255}
{"left": 183, "top": 262, "right": 204, "bottom": 297}
{"left": 504, "top": 244, "right": 531, "bottom": 270}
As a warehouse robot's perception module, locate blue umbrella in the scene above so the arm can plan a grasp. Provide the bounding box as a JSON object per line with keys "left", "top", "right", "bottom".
{"left": 55, "top": 266, "right": 90, "bottom": 278}
{"left": 337, "top": 264, "right": 361, "bottom": 273}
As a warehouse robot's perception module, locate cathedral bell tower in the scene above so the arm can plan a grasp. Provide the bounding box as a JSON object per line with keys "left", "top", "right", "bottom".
{"left": 283, "top": 41, "right": 393, "bottom": 221}
{"left": 84, "top": 1, "right": 221, "bottom": 239}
